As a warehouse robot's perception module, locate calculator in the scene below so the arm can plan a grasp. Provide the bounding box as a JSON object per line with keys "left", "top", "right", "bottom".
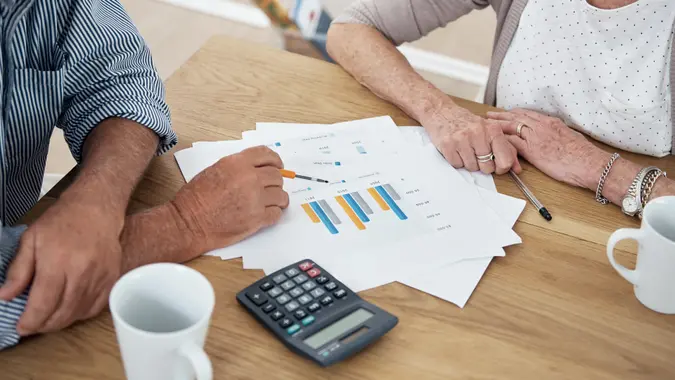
{"left": 236, "top": 260, "right": 398, "bottom": 367}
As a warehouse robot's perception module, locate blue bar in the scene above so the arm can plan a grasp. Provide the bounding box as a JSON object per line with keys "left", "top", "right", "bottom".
{"left": 343, "top": 194, "right": 370, "bottom": 223}
{"left": 375, "top": 186, "right": 408, "bottom": 220}
{"left": 310, "top": 201, "right": 339, "bottom": 234}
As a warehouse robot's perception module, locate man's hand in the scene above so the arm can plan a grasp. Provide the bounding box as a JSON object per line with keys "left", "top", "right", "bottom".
{"left": 0, "top": 194, "right": 124, "bottom": 335}
{"left": 171, "top": 146, "right": 290, "bottom": 253}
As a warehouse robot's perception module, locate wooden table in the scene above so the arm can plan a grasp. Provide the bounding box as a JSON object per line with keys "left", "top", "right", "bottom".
{"left": 3, "top": 36, "right": 675, "bottom": 379}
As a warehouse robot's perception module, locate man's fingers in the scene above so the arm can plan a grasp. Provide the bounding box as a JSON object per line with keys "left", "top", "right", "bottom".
{"left": 263, "top": 187, "right": 290, "bottom": 208}
{"left": 256, "top": 166, "right": 284, "bottom": 188}
{"left": 436, "top": 142, "right": 463, "bottom": 169}
{"left": 486, "top": 111, "right": 517, "bottom": 122}
{"left": 263, "top": 206, "right": 283, "bottom": 227}
{"left": 491, "top": 135, "right": 516, "bottom": 175}
{"left": 81, "top": 290, "right": 109, "bottom": 321}
{"left": 489, "top": 119, "right": 535, "bottom": 140}
{"left": 243, "top": 146, "right": 284, "bottom": 169}
{"left": 17, "top": 270, "right": 65, "bottom": 336}
{"left": 510, "top": 144, "right": 523, "bottom": 174}
{"left": 0, "top": 236, "right": 36, "bottom": 301}
{"left": 38, "top": 278, "right": 84, "bottom": 333}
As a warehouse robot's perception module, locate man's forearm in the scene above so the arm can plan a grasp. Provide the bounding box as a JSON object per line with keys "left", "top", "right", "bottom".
{"left": 120, "top": 202, "right": 204, "bottom": 273}
{"left": 60, "top": 118, "right": 159, "bottom": 215}
{"left": 326, "top": 24, "right": 457, "bottom": 124}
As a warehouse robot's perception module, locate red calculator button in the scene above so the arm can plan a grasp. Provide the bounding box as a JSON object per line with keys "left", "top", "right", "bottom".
{"left": 307, "top": 268, "right": 321, "bottom": 278}
{"left": 299, "top": 261, "right": 314, "bottom": 272}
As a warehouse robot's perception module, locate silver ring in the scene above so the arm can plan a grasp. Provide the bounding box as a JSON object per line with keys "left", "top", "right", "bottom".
{"left": 476, "top": 152, "right": 495, "bottom": 163}
{"left": 516, "top": 123, "right": 528, "bottom": 138}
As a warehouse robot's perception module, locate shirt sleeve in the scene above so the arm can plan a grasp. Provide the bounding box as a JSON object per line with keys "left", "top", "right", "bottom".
{"left": 0, "top": 225, "right": 28, "bottom": 351}
{"left": 332, "top": 0, "right": 490, "bottom": 45}
{"left": 57, "top": 0, "right": 177, "bottom": 162}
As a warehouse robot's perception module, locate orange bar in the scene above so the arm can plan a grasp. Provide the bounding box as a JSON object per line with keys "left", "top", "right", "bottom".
{"left": 301, "top": 203, "right": 320, "bottom": 223}
{"left": 335, "top": 196, "right": 366, "bottom": 231}
{"left": 367, "top": 187, "right": 390, "bottom": 211}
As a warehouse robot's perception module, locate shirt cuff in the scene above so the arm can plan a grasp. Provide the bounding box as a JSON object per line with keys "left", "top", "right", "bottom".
{"left": 63, "top": 93, "right": 177, "bottom": 162}
{"left": 0, "top": 225, "right": 28, "bottom": 351}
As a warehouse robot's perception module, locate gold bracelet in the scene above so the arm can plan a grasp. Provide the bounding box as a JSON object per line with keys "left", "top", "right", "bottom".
{"left": 639, "top": 170, "right": 667, "bottom": 219}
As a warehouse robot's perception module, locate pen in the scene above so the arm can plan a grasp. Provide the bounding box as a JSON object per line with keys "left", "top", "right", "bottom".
{"left": 280, "top": 169, "right": 329, "bottom": 183}
{"left": 509, "top": 170, "right": 552, "bottom": 221}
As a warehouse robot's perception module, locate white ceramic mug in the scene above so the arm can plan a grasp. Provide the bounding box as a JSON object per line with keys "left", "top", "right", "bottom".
{"left": 109, "top": 263, "right": 215, "bottom": 380}
{"left": 607, "top": 196, "right": 675, "bottom": 314}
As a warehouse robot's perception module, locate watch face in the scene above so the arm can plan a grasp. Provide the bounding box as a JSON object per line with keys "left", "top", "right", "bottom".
{"left": 623, "top": 197, "right": 639, "bottom": 213}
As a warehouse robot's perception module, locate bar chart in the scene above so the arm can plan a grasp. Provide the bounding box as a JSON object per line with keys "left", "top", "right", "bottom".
{"left": 301, "top": 184, "right": 407, "bottom": 234}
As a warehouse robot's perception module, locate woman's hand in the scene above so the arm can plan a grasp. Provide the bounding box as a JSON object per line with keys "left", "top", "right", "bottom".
{"left": 486, "top": 109, "right": 610, "bottom": 189}
{"left": 423, "top": 104, "right": 521, "bottom": 175}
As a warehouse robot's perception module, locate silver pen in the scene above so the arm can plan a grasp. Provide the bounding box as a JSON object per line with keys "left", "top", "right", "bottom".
{"left": 509, "top": 170, "right": 552, "bottom": 221}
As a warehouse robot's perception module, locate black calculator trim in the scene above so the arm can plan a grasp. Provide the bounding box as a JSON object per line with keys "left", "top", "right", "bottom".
{"left": 236, "top": 260, "right": 398, "bottom": 367}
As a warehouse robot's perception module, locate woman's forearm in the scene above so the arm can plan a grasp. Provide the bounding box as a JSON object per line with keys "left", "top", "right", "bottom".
{"left": 326, "top": 24, "right": 461, "bottom": 125}
{"left": 583, "top": 152, "right": 675, "bottom": 207}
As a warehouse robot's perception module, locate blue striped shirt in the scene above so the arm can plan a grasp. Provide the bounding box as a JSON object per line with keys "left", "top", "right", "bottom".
{"left": 0, "top": 0, "right": 177, "bottom": 350}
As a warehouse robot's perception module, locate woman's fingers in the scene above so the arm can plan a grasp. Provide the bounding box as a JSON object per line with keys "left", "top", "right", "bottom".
{"left": 457, "top": 141, "right": 479, "bottom": 172}
{"left": 471, "top": 128, "right": 496, "bottom": 174}
{"left": 490, "top": 135, "right": 517, "bottom": 175}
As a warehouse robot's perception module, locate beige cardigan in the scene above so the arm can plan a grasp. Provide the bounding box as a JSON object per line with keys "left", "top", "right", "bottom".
{"left": 334, "top": 0, "right": 675, "bottom": 155}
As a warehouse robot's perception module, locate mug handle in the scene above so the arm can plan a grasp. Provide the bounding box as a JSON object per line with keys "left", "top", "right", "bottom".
{"left": 178, "top": 343, "right": 212, "bottom": 380}
{"left": 606, "top": 228, "right": 644, "bottom": 285}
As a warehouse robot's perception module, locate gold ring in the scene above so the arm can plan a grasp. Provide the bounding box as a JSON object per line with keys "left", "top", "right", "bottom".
{"left": 516, "top": 123, "right": 528, "bottom": 138}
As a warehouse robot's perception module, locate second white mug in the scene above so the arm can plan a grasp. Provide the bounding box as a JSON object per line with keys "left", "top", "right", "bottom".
{"left": 109, "top": 263, "right": 215, "bottom": 380}
{"left": 607, "top": 196, "right": 675, "bottom": 314}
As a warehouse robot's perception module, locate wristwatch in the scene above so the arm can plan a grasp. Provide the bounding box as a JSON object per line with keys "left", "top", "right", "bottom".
{"left": 621, "top": 166, "right": 656, "bottom": 217}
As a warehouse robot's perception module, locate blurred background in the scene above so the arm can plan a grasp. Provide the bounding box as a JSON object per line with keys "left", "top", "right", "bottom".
{"left": 44, "top": 0, "right": 496, "bottom": 194}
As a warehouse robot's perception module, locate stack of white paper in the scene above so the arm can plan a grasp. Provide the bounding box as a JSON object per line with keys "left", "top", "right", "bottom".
{"left": 175, "top": 116, "right": 525, "bottom": 307}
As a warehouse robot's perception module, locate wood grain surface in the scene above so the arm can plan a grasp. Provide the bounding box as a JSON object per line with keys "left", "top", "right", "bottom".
{"left": 4, "top": 36, "right": 675, "bottom": 379}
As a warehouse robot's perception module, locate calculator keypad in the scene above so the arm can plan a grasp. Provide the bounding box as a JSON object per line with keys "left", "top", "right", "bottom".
{"left": 241, "top": 261, "right": 354, "bottom": 338}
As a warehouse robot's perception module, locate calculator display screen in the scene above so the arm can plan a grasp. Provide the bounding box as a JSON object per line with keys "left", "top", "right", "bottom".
{"left": 303, "top": 309, "right": 374, "bottom": 350}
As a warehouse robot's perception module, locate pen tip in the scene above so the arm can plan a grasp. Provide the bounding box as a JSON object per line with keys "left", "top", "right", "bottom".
{"left": 540, "top": 208, "right": 552, "bottom": 221}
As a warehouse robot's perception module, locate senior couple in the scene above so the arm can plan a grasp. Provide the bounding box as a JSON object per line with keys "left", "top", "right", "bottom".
{"left": 1, "top": 0, "right": 674, "bottom": 350}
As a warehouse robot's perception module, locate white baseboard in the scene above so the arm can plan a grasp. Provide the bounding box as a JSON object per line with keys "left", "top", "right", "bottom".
{"left": 156, "top": 0, "right": 271, "bottom": 28}
{"left": 397, "top": 45, "right": 490, "bottom": 87}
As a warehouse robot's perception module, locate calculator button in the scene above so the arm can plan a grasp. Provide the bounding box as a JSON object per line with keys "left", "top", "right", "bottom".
{"left": 285, "top": 268, "right": 300, "bottom": 277}
{"left": 334, "top": 289, "right": 347, "bottom": 299}
{"left": 287, "top": 324, "right": 300, "bottom": 335}
{"left": 285, "top": 301, "right": 300, "bottom": 312}
{"left": 262, "top": 304, "right": 276, "bottom": 314}
{"left": 301, "top": 315, "right": 315, "bottom": 326}
{"left": 281, "top": 280, "right": 296, "bottom": 291}
{"left": 289, "top": 287, "right": 304, "bottom": 298}
{"left": 315, "top": 275, "right": 329, "bottom": 285}
{"left": 267, "top": 287, "right": 283, "bottom": 298}
{"left": 297, "top": 294, "right": 313, "bottom": 305}
{"left": 324, "top": 282, "right": 337, "bottom": 291}
{"left": 293, "top": 274, "right": 308, "bottom": 285}
{"left": 307, "top": 268, "right": 322, "bottom": 278}
{"left": 259, "top": 281, "right": 273, "bottom": 291}
{"left": 299, "top": 261, "right": 314, "bottom": 271}
{"left": 246, "top": 291, "right": 268, "bottom": 306}
{"left": 294, "top": 310, "right": 307, "bottom": 320}
{"left": 276, "top": 294, "right": 291, "bottom": 305}
{"left": 320, "top": 296, "right": 333, "bottom": 306}
{"left": 272, "top": 274, "right": 287, "bottom": 284}
{"left": 307, "top": 302, "right": 321, "bottom": 313}
{"left": 310, "top": 288, "right": 325, "bottom": 298}
{"left": 279, "top": 318, "right": 293, "bottom": 328}
{"left": 301, "top": 281, "right": 316, "bottom": 291}
{"left": 270, "top": 310, "right": 284, "bottom": 321}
